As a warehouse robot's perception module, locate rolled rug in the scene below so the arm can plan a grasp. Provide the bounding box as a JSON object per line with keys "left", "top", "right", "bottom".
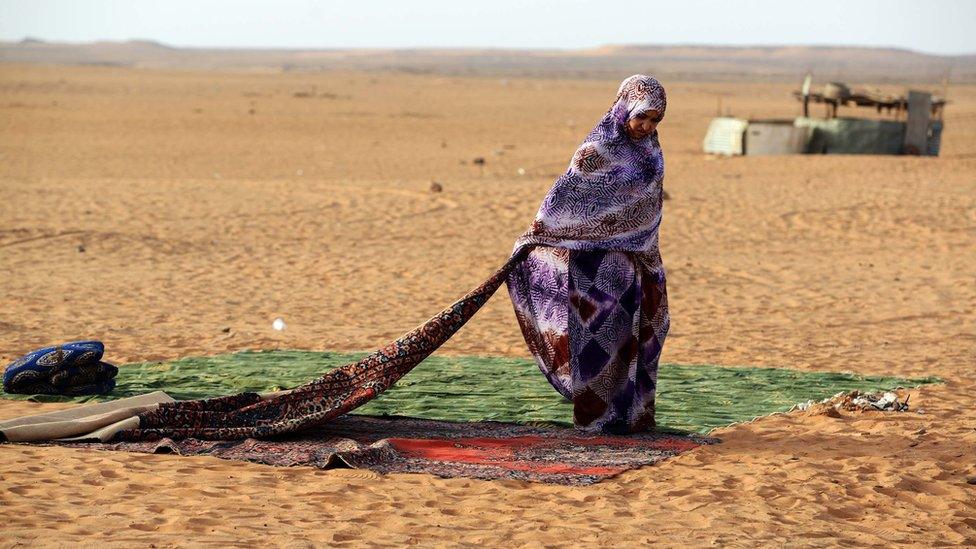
{"left": 3, "top": 341, "right": 118, "bottom": 396}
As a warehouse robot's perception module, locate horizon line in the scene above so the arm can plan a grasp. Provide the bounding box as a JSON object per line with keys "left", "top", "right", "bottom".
{"left": 7, "top": 36, "right": 976, "bottom": 58}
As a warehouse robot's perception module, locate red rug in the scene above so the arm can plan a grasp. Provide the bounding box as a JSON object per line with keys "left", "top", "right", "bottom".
{"left": 63, "top": 415, "right": 716, "bottom": 485}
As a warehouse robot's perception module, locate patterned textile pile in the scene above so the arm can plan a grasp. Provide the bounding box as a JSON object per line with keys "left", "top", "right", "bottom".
{"left": 63, "top": 415, "right": 715, "bottom": 485}
{"left": 3, "top": 341, "right": 117, "bottom": 396}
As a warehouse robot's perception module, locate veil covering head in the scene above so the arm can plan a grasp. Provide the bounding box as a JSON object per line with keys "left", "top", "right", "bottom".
{"left": 506, "top": 75, "right": 671, "bottom": 429}
{"left": 614, "top": 74, "right": 667, "bottom": 126}
{"left": 511, "top": 74, "right": 668, "bottom": 256}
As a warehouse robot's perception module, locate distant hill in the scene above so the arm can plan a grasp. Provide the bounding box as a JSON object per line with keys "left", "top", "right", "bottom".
{"left": 1, "top": 39, "right": 973, "bottom": 83}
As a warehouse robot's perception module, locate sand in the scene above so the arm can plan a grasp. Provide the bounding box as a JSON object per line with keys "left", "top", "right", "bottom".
{"left": 0, "top": 64, "right": 974, "bottom": 546}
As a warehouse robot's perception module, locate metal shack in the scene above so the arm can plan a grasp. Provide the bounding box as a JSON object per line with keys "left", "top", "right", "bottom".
{"left": 703, "top": 79, "right": 946, "bottom": 156}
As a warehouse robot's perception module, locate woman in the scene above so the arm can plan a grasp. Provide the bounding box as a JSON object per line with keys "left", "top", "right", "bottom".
{"left": 82, "top": 75, "right": 669, "bottom": 443}
{"left": 506, "top": 74, "right": 670, "bottom": 434}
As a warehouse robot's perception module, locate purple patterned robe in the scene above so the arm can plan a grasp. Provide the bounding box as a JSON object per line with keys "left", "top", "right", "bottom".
{"left": 506, "top": 75, "right": 670, "bottom": 434}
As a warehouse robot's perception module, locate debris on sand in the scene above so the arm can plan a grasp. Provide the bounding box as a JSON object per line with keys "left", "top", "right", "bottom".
{"left": 795, "top": 390, "right": 912, "bottom": 415}
{"left": 472, "top": 157, "right": 485, "bottom": 165}
{"left": 663, "top": 190, "right": 671, "bottom": 200}
{"left": 429, "top": 181, "right": 443, "bottom": 193}
{"left": 843, "top": 391, "right": 910, "bottom": 412}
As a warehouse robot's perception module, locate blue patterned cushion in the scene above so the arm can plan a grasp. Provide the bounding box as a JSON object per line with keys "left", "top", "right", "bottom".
{"left": 3, "top": 341, "right": 117, "bottom": 395}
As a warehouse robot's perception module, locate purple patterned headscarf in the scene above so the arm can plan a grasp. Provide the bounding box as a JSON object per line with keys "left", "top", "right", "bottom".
{"left": 511, "top": 74, "right": 667, "bottom": 256}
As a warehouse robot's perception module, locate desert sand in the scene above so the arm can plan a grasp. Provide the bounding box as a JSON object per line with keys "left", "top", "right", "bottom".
{"left": 0, "top": 63, "right": 974, "bottom": 546}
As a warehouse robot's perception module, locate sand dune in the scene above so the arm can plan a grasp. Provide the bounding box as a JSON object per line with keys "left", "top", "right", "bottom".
{"left": 0, "top": 63, "right": 974, "bottom": 546}
{"left": 3, "top": 39, "right": 974, "bottom": 82}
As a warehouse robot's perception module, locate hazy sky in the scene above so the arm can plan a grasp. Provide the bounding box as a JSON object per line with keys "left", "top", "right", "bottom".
{"left": 2, "top": 0, "right": 974, "bottom": 55}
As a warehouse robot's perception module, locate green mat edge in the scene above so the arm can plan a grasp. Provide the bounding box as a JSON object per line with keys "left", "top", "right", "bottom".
{"left": 1, "top": 349, "right": 943, "bottom": 436}
{"left": 215, "top": 348, "right": 945, "bottom": 392}
{"left": 138, "top": 348, "right": 945, "bottom": 382}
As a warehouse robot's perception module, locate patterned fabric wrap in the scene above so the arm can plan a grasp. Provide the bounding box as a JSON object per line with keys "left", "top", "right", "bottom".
{"left": 3, "top": 341, "right": 118, "bottom": 396}
{"left": 115, "top": 249, "right": 533, "bottom": 441}
{"left": 505, "top": 74, "right": 670, "bottom": 433}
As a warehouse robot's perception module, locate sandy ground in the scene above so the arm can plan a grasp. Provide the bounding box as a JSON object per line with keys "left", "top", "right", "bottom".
{"left": 0, "top": 64, "right": 974, "bottom": 546}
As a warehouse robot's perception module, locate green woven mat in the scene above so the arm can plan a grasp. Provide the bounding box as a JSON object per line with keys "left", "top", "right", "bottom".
{"left": 1, "top": 351, "right": 939, "bottom": 434}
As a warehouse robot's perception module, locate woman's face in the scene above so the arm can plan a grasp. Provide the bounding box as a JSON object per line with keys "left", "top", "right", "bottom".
{"left": 625, "top": 109, "right": 662, "bottom": 140}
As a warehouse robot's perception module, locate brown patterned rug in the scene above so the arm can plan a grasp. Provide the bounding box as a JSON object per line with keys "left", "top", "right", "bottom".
{"left": 61, "top": 415, "right": 716, "bottom": 485}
